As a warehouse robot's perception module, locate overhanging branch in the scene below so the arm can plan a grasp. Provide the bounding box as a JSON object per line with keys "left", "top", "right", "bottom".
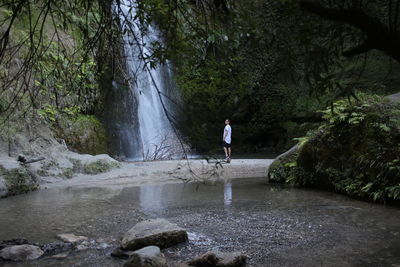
{"left": 300, "top": 1, "right": 400, "bottom": 62}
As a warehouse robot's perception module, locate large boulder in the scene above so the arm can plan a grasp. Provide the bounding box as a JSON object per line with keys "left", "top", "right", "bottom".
{"left": 121, "top": 218, "right": 188, "bottom": 251}
{"left": 0, "top": 238, "right": 31, "bottom": 252}
{"left": 387, "top": 92, "right": 400, "bottom": 103}
{"left": 124, "top": 246, "right": 168, "bottom": 267}
{"left": 0, "top": 238, "right": 30, "bottom": 250}
{"left": 267, "top": 144, "right": 298, "bottom": 183}
{"left": 0, "top": 244, "right": 44, "bottom": 261}
{"left": 188, "top": 251, "right": 246, "bottom": 267}
{"left": 0, "top": 159, "right": 38, "bottom": 197}
{"left": 285, "top": 95, "right": 400, "bottom": 202}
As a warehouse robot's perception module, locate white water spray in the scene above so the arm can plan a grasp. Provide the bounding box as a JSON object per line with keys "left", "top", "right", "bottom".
{"left": 117, "top": 0, "right": 182, "bottom": 160}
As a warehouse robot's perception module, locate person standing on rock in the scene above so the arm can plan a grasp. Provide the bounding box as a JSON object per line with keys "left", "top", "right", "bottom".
{"left": 223, "top": 119, "right": 232, "bottom": 163}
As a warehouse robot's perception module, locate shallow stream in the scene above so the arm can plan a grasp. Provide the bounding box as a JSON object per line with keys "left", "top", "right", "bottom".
{"left": 0, "top": 178, "right": 399, "bottom": 266}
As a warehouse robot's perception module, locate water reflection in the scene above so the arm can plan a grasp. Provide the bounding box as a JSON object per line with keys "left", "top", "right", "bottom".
{"left": 224, "top": 182, "right": 232, "bottom": 206}
{"left": 139, "top": 185, "right": 164, "bottom": 212}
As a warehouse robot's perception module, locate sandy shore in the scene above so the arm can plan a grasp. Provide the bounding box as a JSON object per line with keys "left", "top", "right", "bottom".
{"left": 43, "top": 159, "right": 273, "bottom": 189}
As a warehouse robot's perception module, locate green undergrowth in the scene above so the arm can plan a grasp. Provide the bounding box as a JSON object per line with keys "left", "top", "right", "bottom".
{"left": 47, "top": 111, "right": 108, "bottom": 155}
{"left": 268, "top": 94, "right": 400, "bottom": 204}
{"left": 82, "top": 159, "right": 120, "bottom": 175}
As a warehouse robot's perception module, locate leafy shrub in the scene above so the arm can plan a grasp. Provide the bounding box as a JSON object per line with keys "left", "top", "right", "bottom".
{"left": 289, "top": 94, "right": 400, "bottom": 203}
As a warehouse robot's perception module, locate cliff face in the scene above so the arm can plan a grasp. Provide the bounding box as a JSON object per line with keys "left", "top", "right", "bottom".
{"left": 100, "top": 44, "right": 141, "bottom": 160}
{"left": 0, "top": 114, "right": 120, "bottom": 198}
{"left": 0, "top": 2, "right": 112, "bottom": 156}
{"left": 0, "top": 2, "right": 117, "bottom": 197}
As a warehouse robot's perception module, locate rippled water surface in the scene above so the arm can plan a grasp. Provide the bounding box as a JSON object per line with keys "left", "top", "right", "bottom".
{"left": 0, "top": 178, "right": 399, "bottom": 266}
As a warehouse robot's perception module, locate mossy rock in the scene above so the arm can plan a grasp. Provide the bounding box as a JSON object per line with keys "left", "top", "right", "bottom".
{"left": 55, "top": 115, "right": 108, "bottom": 155}
{"left": 295, "top": 133, "right": 338, "bottom": 189}
{"left": 0, "top": 166, "right": 38, "bottom": 197}
{"left": 83, "top": 159, "right": 120, "bottom": 175}
{"left": 268, "top": 145, "right": 298, "bottom": 183}
{"left": 289, "top": 95, "right": 400, "bottom": 203}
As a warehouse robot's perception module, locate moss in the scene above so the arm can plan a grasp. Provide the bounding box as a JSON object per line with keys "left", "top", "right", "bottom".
{"left": 70, "top": 158, "right": 83, "bottom": 172}
{"left": 36, "top": 169, "right": 50, "bottom": 177}
{"left": 83, "top": 159, "right": 120, "bottom": 175}
{"left": 61, "top": 168, "right": 74, "bottom": 179}
{"left": 284, "top": 95, "right": 400, "bottom": 203}
{"left": 2, "top": 168, "right": 38, "bottom": 196}
{"left": 268, "top": 147, "right": 299, "bottom": 183}
{"left": 41, "top": 160, "right": 60, "bottom": 171}
{"left": 55, "top": 114, "right": 108, "bottom": 155}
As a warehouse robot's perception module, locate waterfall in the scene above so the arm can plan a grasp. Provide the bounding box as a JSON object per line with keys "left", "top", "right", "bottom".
{"left": 115, "top": 0, "right": 182, "bottom": 160}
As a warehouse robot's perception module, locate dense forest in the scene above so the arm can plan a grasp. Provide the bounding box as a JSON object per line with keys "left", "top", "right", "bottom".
{"left": 0, "top": 0, "right": 399, "bottom": 202}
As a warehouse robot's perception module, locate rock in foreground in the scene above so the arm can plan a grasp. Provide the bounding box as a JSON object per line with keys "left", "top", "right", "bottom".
{"left": 56, "top": 233, "right": 88, "bottom": 244}
{"left": 111, "top": 247, "right": 136, "bottom": 259}
{"left": 41, "top": 241, "right": 74, "bottom": 256}
{"left": 121, "top": 218, "right": 188, "bottom": 251}
{"left": 124, "top": 246, "right": 168, "bottom": 267}
{"left": 0, "top": 238, "right": 30, "bottom": 250}
{"left": 0, "top": 244, "right": 44, "bottom": 261}
{"left": 188, "top": 251, "right": 246, "bottom": 267}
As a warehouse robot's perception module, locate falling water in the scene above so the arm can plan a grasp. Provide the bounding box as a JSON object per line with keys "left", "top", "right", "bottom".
{"left": 117, "top": 0, "right": 182, "bottom": 160}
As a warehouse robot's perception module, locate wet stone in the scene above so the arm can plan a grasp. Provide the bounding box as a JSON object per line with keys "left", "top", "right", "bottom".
{"left": 96, "top": 242, "right": 111, "bottom": 250}
{"left": 171, "top": 262, "right": 190, "bottom": 267}
{"left": 124, "top": 246, "right": 168, "bottom": 267}
{"left": 188, "top": 251, "right": 219, "bottom": 266}
{"left": 51, "top": 252, "right": 69, "bottom": 259}
{"left": 41, "top": 241, "right": 74, "bottom": 256}
{"left": 0, "top": 238, "right": 30, "bottom": 250}
{"left": 75, "top": 240, "right": 92, "bottom": 251}
{"left": 56, "top": 233, "right": 88, "bottom": 244}
{"left": 188, "top": 251, "right": 247, "bottom": 267}
{"left": 121, "top": 218, "right": 188, "bottom": 251}
{"left": 111, "top": 247, "right": 136, "bottom": 259}
{"left": 0, "top": 244, "right": 44, "bottom": 261}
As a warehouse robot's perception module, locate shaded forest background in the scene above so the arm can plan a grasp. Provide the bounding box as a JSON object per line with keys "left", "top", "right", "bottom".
{"left": 0, "top": 0, "right": 399, "bottom": 156}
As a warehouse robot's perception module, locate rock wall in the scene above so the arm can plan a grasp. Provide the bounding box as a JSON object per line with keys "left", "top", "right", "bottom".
{"left": 0, "top": 120, "right": 119, "bottom": 198}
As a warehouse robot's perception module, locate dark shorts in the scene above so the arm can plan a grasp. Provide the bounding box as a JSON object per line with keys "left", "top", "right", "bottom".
{"left": 223, "top": 141, "right": 231, "bottom": 148}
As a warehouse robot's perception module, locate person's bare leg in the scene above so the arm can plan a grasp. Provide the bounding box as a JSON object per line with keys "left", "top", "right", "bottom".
{"left": 224, "top": 147, "right": 228, "bottom": 158}
{"left": 228, "top": 148, "right": 231, "bottom": 158}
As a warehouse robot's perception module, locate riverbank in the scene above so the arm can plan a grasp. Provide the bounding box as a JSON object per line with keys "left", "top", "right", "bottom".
{"left": 0, "top": 128, "right": 273, "bottom": 198}
{"left": 43, "top": 159, "right": 273, "bottom": 189}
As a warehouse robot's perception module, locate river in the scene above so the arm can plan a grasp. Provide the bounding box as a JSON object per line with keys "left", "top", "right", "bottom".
{"left": 0, "top": 178, "right": 399, "bottom": 266}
